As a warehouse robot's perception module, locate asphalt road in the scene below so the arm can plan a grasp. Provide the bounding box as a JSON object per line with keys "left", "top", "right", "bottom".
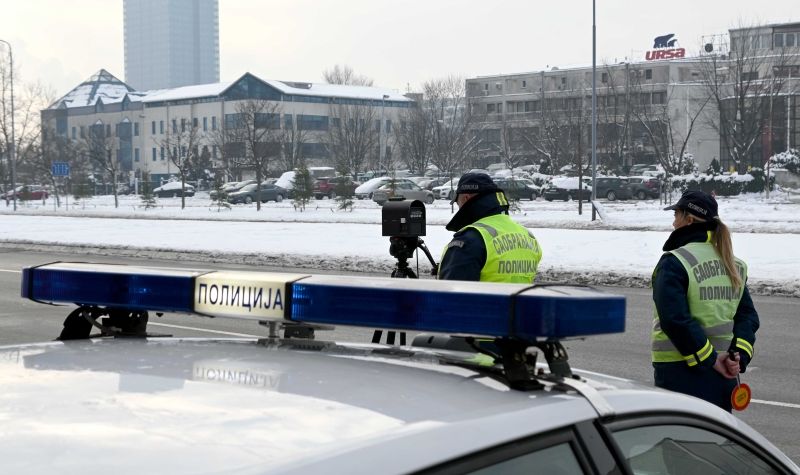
{"left": 1, "top": 248, "right": 798, "bottom": 462}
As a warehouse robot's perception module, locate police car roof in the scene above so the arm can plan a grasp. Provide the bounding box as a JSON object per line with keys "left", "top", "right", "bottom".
{"left": 1, "top": 337, "right": 789, "bottom": 475}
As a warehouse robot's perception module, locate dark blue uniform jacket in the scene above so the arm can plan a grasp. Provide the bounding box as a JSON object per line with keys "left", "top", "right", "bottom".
{"left": 653, "top": 222, "right": 759, "bottom": 372}
{"left": 437, "top": 193, "right": 508, "bottom": 281}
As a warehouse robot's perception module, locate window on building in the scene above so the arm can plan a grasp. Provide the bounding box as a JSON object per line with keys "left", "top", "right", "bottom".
{"left": 484, "top": 83, "right": 489, "bottom": 90}
{"left": 134, "top": 148, "right": 140, "bottom": 162}
{"left": 151, "top": 121, "right": 156, "bottom": 134}
{"left": 106, "top": 124, "right": 111, "bottom": 137}
{"left": 652, "top": 91, "right": 667, "bottom": 104}
{"left": 134, "top": 122, "right": 140, "bottom": 136}
{"left": 298, "top": 114, "right": 329, "bottom": 131}
{"left": 211, "top": 116, "right": 217, "bottom": 130}
{"left": 71, "top": 127, "right": 76, "bottom": 139}
{"left": 284, "top": 114, "right": 293, "bottom": 129}
{"left": 152, "top": 147, "right": 157, "bottom": 162}
{"left": 192, "top": 118, "right": 197, "bottom": 129}
{"left": 522, "top": 80, "right": 527, "bottom": 88}
{"left": 255, "top": 113, "right": 280, "bottom": 129}
{"left": 181, "top": 119, "right": 186, "bottom": 132}
{"left": 602, "top": 72, "right": 608, "bottom": 83}
{"left": 645, "top": 69, "right": 653, "bottom": 80}
{"left": 161, "top": 147, "right": 165, "bottom": 160}
{"left": 160, "top": 120, "right": 164, "bottom": 134}
{"left": 774, "top": 33, "right": 784, "bottom": 48}
{"left": 225, "top": 113, "right": 245, "bottom": 129}
{"left": 561, "top": 77, "right": 566, "bottom": 85}
{"left": 375, "top": 120, "right": 381, "bottom": 131}
{"left": 741, "top": 71, "right": 759, "bottom": 81}
{"left": 203, "top": 117, "right": 208, "bottom": 131}
{"left": 497, "top": 103, "right": 503, "bottom": 113}
{"left": 386, "top": 120, "right": 392, "bottom": 133}
{"left": 487, "top": 103, "right": 496, "bottom": 113}
{"left": 80, "top": 126, "right": 85, "bottom": 138}
{"left": 332, "top": 117, "right": 341, "bottom": 128}
{"left": 212, "top": 145, "right": 218, "bottom": 159}
{"left": 172, "top": 119, "right": 177, "bottom": 133}
{"left": 787, "top": 32, "right": 796, "bottom": 47}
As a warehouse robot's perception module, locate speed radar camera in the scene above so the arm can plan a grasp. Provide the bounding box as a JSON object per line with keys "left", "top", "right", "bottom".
{"left": 382, "top": 199, "right": 426, "bottom": 237}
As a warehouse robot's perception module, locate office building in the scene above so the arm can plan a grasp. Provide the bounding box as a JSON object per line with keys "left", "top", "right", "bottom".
{"left": 124, "top": 0, "right": 220, "bottom": 91}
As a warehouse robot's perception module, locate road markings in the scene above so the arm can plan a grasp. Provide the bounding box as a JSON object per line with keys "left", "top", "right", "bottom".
{"left": 752, "top": 399, "right": 800, "bottom": 409}
{"left": 149, "top": 322, "right": 261, "bottom": 338}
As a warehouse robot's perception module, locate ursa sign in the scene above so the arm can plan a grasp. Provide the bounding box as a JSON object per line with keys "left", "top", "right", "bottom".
{"left": 645, "top": 33, "right": 686, "bottom": 61}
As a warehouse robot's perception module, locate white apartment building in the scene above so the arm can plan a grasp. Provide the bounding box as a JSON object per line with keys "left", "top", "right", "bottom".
{"left": 41, "top": 69, "right": 412, "bottom": 185}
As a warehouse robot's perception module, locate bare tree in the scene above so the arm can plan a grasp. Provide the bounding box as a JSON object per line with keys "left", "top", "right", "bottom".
{"left": 226, "top": 99, "right": 283, "bottom": 210}
{"left": 0, "top": 59, "right": 54, "bottom": 195}
{"left": 393, "top": 102, "right": 433, "bottom": 175}
{"left": 426, "top": 76, "right": 481, "bottom": 181}
{"left": 157, "top": 118, "right": 203, "bottom": 209}
{"left": 323, "top": 64, "right": 374, "bottom": 86}
{"left": 326, "top": 102, "right": 379, "bottom": 178}
{"left": 85, "top": 121, "right": 122, "bottom": 207}
{"left": 279, "top": 117, "right": 309, "bottom": 172}
{"left": 699, "top": 24, "right": 791, "bottom": 170}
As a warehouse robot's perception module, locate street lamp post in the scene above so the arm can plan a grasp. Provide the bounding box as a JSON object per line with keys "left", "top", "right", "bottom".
{"left": 590, "top": 0, "right": 598, "bottom": 220}
{"left": 379, "top": 94, "right": 389, "bottom": 173}
{"left": 0, "top": 39, "right": 16, "bottom": 211}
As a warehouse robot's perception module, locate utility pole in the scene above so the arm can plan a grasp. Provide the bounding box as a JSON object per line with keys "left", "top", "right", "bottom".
{"left": 590, "top": 0, "right": 598, "bottom": 220}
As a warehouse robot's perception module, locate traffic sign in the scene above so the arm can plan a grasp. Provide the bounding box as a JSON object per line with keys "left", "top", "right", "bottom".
{"left": 52, "top": 162, "right": 70, "bottom": 177}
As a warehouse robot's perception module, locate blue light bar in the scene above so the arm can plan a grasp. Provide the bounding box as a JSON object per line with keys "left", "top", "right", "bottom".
{"left": 289, "top": 276, "right": 625, "bottom": 340}
{"left": 22, "top": 263, "right": 202, "bottom": 313}
{"left": 21, "top": 263, "right": 626, "bottom": 339}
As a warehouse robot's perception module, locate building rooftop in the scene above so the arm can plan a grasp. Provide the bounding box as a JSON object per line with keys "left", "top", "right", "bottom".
{"left": 49, "top": 70, "right": 411, "bottom": 110}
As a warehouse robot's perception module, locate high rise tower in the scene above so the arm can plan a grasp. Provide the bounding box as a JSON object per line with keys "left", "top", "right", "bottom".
{"left": 123, "top": 0, "right": 219, "bottom": 91}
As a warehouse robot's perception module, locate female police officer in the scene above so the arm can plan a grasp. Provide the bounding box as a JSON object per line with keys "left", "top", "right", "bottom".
{"left": 651, "top": 190, "right": 759, "bottom": 411}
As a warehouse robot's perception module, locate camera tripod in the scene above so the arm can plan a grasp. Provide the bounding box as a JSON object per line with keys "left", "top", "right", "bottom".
{"left": 372, "top": 236, "right": 439, "bottom": 345}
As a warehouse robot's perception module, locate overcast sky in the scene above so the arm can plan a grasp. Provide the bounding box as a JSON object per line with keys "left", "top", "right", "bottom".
{"left": 0, "top": 0, "right": 796, "bottom": 97}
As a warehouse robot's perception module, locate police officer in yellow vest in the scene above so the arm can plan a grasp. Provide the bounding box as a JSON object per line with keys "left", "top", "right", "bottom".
{"left": 438, "top": 173, "right": 542, "bottom": 283}
{"left": 652, "top": 190, "right": 759, "bottom": 411}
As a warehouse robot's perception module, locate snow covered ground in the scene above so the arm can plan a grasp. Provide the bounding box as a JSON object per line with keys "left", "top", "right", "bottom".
{"left": 1, "top": 192, "right": 798, "bottom": 296}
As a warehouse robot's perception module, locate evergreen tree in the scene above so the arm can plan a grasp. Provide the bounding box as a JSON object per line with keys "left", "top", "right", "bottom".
{"left": 334, "top": 174, "right": 354, "bottom": 211}
{"left": 706, "top": 158, "right": 721, "bottom": 176}
{"left": 139, "top": 172, "right": 157, "bottom": 209}
{"left": 292, "top": 165, "right": 314, "bottom": 211}
{"left": 210, "top": 174, "right": 231, "bottom": 212}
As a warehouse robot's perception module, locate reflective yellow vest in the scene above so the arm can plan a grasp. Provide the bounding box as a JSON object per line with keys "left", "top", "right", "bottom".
{"left": 441, "top": 213, "right": 542, "bottom": 284}
{"left": 651, "top": 238, "right": 748, "bottom": 366}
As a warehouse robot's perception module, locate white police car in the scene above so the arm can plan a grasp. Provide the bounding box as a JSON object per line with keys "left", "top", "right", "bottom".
{"left": 4, "top": 263, "right": 798, "bottom": 474}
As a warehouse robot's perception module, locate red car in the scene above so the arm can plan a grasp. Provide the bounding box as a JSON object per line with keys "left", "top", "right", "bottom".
{"left": 313, "top": 176, "right": 359, "bottom": 199}
{"left": 3, "top": 185, "right": 49, "bottom": 201}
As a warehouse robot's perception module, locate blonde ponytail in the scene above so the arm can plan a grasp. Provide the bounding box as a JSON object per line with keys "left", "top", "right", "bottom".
{"left": 712, "top": 218, "right": 743, "bottom": 292}
{"left": 683, "top": 211, "right": 743, "bottom": 291}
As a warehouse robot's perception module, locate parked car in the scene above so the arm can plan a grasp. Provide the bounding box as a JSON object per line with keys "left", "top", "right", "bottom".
{"left": 594, "top": 177, "right": 632, "bottom": 201}
{"left": 227, "top": 183, "right": 287, "bottom": 204}
{"left": 543, "top": 177, "right": 591, "bottom": 201}
{"left": 628, "top": 176, "right": 662, "bottom": 199}
{"left": 423, "top": 176, "right": 452, "bottom": 191}
{"left": 153, "top": 182, "right": 195, "bottom": 198}
{"left": 494, "top": 177, "right": 540, "bottom": 201}
{"left": 354, "top": 177, "right": 416, "bottom": 200}
{"left": 371, "top": 181, "right": 435, "bottom": 205}
{"left": 2, "top": 185, "right": 49, "bottom": 201}
{"left": 432, "top": 178, "right": 460, "bottom": 200}
{"left": 313, "top": 176, "right": 359, "bottom": 199}
{"left": 209, "top": 180, "right": 256, "bottom": 200}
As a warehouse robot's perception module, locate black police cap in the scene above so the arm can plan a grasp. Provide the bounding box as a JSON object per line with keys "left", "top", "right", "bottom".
{"left": 664, "top": 190, "right": 719, "bottom": 219}
{"left": 451, "top": 172, "right": 500, "bottom": 203}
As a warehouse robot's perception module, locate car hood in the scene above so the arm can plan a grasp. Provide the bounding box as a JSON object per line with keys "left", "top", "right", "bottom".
{"left": 0, "top": 338, "right": 540, "bottom": 474}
